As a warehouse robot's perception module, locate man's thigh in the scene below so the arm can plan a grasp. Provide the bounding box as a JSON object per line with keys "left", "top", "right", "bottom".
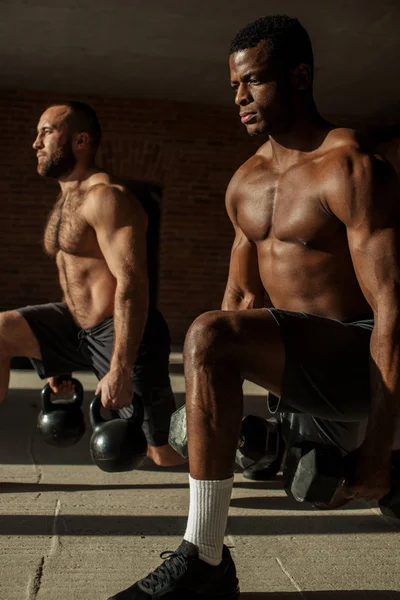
{"left": 0, "top": 309, "right": 42, "bottom": 359}
{"left": 280, "top": 412, "right": 366, "bottom": 454}
{"left": 16, "top": 303, "right": 91, "bottom": 378}
{"left": 267, "top": 309, "right": 373, "bottom": 423}
{"left": 190, "top": 308, "right": 286, "bottom": 397}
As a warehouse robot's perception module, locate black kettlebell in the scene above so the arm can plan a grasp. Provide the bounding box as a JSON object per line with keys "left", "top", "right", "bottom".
{"left": 37, "top": 378, "right": 85, "bottom": 447}
{"left": 89, "top": 394, "right": 147, "bottom": 472}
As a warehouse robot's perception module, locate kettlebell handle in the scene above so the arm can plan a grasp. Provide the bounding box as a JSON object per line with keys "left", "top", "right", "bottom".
{"left": 41, "top": 377, "right": 84, "bottom": 413}
{"left": 89, "top": 394, "right": 107, "bottom": 430}
{"left": 89, "top": 393, "right": 144, "bottom": 430}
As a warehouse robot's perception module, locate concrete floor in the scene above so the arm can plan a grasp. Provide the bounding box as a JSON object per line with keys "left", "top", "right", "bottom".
{"left": 0, "top": 359, "right": 399, "bottom": 600}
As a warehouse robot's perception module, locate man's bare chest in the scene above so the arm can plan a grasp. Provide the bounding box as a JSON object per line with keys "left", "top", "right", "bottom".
{"left": 44, "top": 194, "right": 95, "bottom": 256}
{"left": 236, "top": 163, "right": 342, "bottom": 248}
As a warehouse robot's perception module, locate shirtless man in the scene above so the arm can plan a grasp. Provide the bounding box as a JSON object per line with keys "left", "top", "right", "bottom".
{"left": 0, "top": 101, "right": 184, "bottom": 467}
{"left": 108, "top": 15, "right": 400, "bottom": 600}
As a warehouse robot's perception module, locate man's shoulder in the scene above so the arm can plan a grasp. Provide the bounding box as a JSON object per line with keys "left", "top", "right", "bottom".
{"left": 83, "top": 173, "right": 137, "bottom": 207}
{"left": 318, "top": 128, "right": 392, "bottom": 186}
{"left": 84, "top": 173, "right": 128, "bottom": 201}
{"left": 321, "top": 127, "right": 376, "bottom": 164}
{"left": 82, "top": 175, "right": 145, "bottom": 224}
{"left": 323, "top": 129, "right": 399, "bottom": 216}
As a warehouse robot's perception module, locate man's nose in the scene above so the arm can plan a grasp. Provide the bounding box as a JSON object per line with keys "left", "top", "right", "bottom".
{"left": 235, "top": 83, "right": 252, "bottom": 106}
{"left": 32, "top": 135, "right": 43, "bottom": 150}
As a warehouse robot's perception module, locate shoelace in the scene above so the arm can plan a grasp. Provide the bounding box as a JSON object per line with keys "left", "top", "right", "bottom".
{"left": 140, "top": 550, "right": 188, "bottom": 593}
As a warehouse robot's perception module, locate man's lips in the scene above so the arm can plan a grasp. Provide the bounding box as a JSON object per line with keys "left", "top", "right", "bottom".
{"left": 240, "top": 112, "right": 256, "bottom": 124}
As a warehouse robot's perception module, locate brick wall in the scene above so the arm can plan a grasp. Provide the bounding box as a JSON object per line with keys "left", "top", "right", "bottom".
{"left": 0, "top": 89, "right": 395, "bottom": 343}
{"left": 0, "top": 90, "right": 261, "bottom": 343}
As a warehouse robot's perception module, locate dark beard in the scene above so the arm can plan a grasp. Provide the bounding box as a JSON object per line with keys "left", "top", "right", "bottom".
{"left": 39, "top": 140, "right": 76, "bottom": 178}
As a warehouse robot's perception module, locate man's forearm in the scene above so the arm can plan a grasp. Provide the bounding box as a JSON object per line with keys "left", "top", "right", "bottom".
{"left": 110, "top": 279, "right": 149, "bottom": 371}
{"left": 221, "top": 291, "right": 245, "bottom": 311}
{"left": 364, "top": 311, "right": 400, "bottom": 458}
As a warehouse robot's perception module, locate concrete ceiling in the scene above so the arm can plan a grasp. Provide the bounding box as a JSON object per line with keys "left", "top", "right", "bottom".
{"left": 1, "top": 0, "right": 399, "bottom": 119}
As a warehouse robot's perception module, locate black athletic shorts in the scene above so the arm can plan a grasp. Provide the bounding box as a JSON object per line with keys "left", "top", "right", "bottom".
{"left": 267, "top": 308, "right": 374, "bottom": 453}
{"left": 17, "top": 303, "right": 176, "bottom": 447}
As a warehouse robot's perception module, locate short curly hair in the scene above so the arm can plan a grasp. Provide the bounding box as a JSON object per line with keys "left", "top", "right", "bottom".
{"left": 230, "top": 14, "right": 314, "bottom": 74}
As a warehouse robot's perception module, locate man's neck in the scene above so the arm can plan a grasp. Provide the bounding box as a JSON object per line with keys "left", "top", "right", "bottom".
{"left": 58, "top": 163, "right": 99, "bottom": 195}
{"left": 268, "top": 106, "right": 333, "bottom": 169}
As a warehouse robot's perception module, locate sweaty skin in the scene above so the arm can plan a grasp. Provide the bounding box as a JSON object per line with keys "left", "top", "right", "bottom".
{"left": 224, "top": 128, "right": 375, "bottom": 321}
{"left": 224, "top": 128, "right": 400, "bottom": 505}
{"left": 183, "top": 42, "right": 400, "bottom": 503}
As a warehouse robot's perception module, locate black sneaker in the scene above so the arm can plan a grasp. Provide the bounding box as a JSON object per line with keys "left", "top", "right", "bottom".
{"left": 107, "top": 540, "right": 240, "bottom": 599}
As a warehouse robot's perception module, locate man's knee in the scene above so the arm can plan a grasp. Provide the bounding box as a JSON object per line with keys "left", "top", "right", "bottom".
{"left": 0, "top": 310, "right": 40, "bottom": 359}
{"left": 0, "top": 311, "right": 23, "bottom": 357}
{"left": 184, "top": 310, "right": 234, "bottom": 366}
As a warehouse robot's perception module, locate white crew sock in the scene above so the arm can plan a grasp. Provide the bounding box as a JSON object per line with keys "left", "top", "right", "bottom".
{"left": 183, "top": 475, "right": 234, "bottom": 566}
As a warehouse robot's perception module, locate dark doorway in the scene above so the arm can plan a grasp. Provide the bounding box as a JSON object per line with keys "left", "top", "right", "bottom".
{"left": 122, "top": 180, "right": 162, "bottom": 307}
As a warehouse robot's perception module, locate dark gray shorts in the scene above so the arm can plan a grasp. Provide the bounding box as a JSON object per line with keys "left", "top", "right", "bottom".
{"left": 267, "top": 308, "right": 374, "bottom": 453}
{"left": 17, "top": 303, "right": 176, "bottom": 447}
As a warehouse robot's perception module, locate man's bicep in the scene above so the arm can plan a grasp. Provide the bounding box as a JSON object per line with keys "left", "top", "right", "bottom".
{"left": 347, "top": 224, "right": 400, "bottom": 312}
{"left": 88, "top": 187, "right": 148, "bottom": 280}
{"left": 338, "top": 154, "right": 400, "bottom": 311}
{"left": 100, "top": 224, "right": 148, "bottom": 281}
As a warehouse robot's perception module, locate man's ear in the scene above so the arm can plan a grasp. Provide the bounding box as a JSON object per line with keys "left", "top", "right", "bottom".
{"left": 292, "top": 63, "right": 313, "bottom": 91}
{"left": 74, "top": 132, "right": 90, "bottom": 150}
